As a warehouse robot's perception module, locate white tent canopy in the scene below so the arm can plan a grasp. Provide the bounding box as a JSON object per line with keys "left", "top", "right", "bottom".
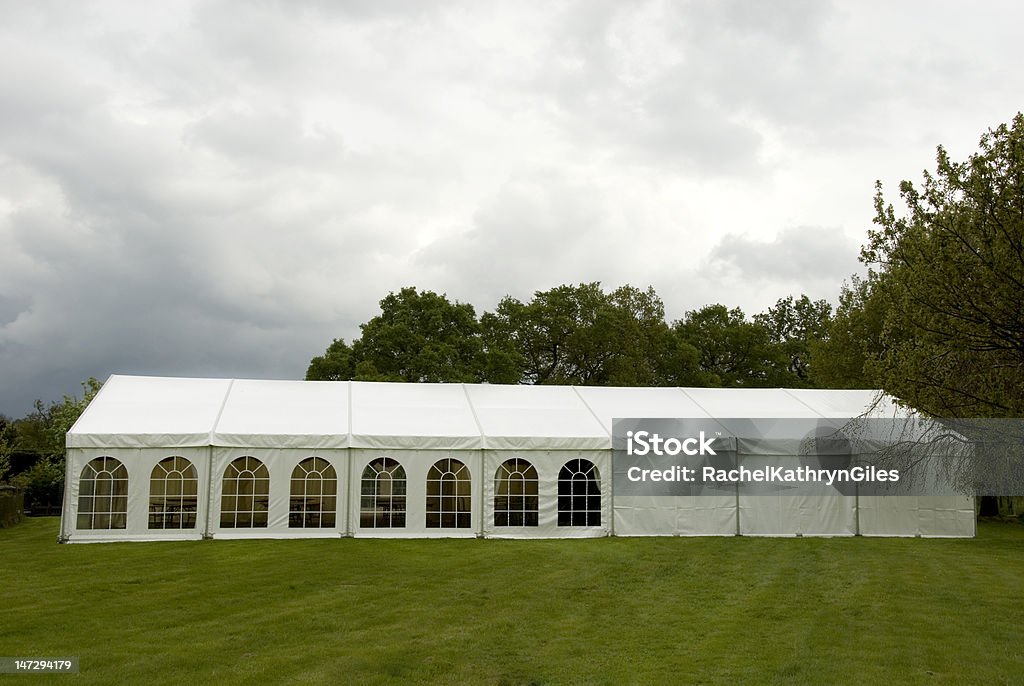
{"left": 61, "top": 375, "right": 976, "bottom": 542}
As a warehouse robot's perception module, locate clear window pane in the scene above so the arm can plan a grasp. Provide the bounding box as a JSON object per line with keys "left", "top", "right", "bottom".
{"left": 557, "top": 459, "right": 601, "bottom": 527}
{"left": 77, "top": 457, "right": 128, "bottom": 530}
{"left": 360, "top": 458, "right": 407, "bottom": 528}
{"left": 220, "top": 457, "right": 270, "bottom": 528}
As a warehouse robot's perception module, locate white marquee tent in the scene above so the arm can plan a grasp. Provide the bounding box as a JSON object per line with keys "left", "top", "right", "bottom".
{"left": 60, "top": 375, "right": 976, "bottom": 543}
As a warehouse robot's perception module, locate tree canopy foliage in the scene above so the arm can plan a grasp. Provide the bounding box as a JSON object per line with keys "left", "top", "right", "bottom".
{"left": 1, "top": 378, "right": 102, "bottom": 512}
{"left": 353, "top": 287, "right": 488, "bottom": 383}
{"left": 306, "top": 288, "right": 496, "bottom": 383}
{"left": 481, "top": 283, "right": 694, "bottom": 386}
{"left": 843, "top": 114, "right": 1024, "bottom": 417}
{"left": 2, "top": 377, "right": 102, "bottom": 469}
{"left": 809, "top": 275, "right": 886, "bottom": 389}
{"left": 674, "top": 304, "right": 784, "bottom": 387}
{"left": 308, "top": 284, "right": 831, "bottom": 389}
{"left": 755, "top": 295, "right": 832, "bottom": 386}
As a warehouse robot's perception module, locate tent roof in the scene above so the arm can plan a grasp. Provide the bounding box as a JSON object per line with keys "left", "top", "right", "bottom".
{"left": 67, "top": 374, "right": 887, "bottom": 450}
{"left": 215, "top": 379, "right": 350, "bottom": 449}
{"left": 464, "top": 384, "right": 608, "bottom": 450}
{"left": 67, "top": 376, "right": 233, "bottom": 449}
{"left": 350, "top": 382, "right": 479, "bottom": 450}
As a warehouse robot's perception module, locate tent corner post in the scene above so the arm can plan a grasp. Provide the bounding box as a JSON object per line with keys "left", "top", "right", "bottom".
{"left": 58, "top": 446, "right": 75, "bottom": 544}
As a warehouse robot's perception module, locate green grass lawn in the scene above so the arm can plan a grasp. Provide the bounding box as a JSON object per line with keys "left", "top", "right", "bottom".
{"left": 2, "top": 519, "right": 1022, "bottom": 685}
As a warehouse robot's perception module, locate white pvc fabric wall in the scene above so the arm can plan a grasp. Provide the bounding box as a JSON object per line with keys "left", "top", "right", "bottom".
{"left": 64, "top": 447, "right": 212, "bottom": 542}
{"left": 60, "top": 375, "right": 975, "bottom": 542}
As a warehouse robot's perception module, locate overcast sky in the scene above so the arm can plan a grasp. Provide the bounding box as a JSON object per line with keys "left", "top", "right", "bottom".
{"left": 2, "top": 0, "right": 1023, "bottom": 416}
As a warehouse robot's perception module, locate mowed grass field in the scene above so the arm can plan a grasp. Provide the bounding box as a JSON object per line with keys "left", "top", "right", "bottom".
{"left": 2, "top": 519, "right": 1022, "bottom": 685}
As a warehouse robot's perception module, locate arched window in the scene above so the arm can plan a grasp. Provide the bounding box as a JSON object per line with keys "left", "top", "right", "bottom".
{"left": 77, "top": 456, "right": 128, "bottom": 529}
{"left": 558, "top": 458, "right": 601, "bottom": 526}
{"left": 360, "top": 458, "right": 406, "bottom": 528}
{"left": 149, "top": 456, "right": 198, "bottom": 529}
{"left": 426, "top": 458, "right": 471, "bottom": 528}
{"left": 221, "top": 456, "right": 269, "bottom": 528}
{"left": 494, "top": 458, "right": 538, "bottom": 527}
{"left": 289, "top": 457, "right": 337, "bottom": 528}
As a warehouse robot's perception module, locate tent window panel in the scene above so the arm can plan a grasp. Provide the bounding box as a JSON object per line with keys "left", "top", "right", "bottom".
{"left": 289, "top": 457, "right": 338, "bottom": 528}
{"left": 76, "top": 457, "right": 128, "bottom": 530}
{"left": 426, "top": 458, "right": 471, "bottom": 529}
{"left": 149, "top": 456, "right": 198, "bottom": 530}
{"left": 494, "top": 458, "right": 539, "bottom": 527}
{"left": 360, "top": 458, "right": 406, "bottom": 528}
{"left": 220, "top": 456, "right": 270, "bottom": 528}
{"left": 557, "top": 458, "right": 601, "bottom": 527}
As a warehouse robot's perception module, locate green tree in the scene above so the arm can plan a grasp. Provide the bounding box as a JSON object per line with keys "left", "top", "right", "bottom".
{"left": 13, "top": 377, "right": 103, "bottom": 462}
{"left": 305, "top": 338, "right": 355, "bottom": 381}
{"left": 864, "top": 113, "right": 1024, "bottom": 417}
{"left": 308, "top": 287, "right": 490, "bottom": 383}
{"left": 862, "top": 114, "right": 1024, "bottom": 516}
{"left": 481, "top": 283, "right": 695, "bottom": 386}
{"left": 673, "top": 304, "right": 787, "bottom": 387}
{"left": 754, "top": 295, "right": 832, "bottom": 386}
{"left": 7, "top": 378, "right": 102, "bottom": 513}
{"left": 808, "top": 275, "right": 887, "bottom": 389}
{"left": 0, "top": 415, "right": 13, "bottom": 482}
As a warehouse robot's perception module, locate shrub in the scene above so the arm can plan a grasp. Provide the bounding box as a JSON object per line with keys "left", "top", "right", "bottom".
{"left": 12, "top": 458, "right": 65, "bottom": 515}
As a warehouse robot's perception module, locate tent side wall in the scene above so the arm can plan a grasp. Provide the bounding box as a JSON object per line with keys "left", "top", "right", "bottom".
{"left": 62, "top": 448, "right": 978, "bottom": 541}
{"left": 738, "top": 494, "right": 857, "bottom": 537}
{"left": 349, "top": 448, "right": 482, "bottom": 538}
{"left": 736, "top": 452, "right": 857, "bottom": 537}
{"left": 614, "top": 494, "right": 738, "bottom": 536}
{"left": 209, "top": 448, "right": 347, "bottom": 539}
{"left": 64, "top": 447, "right": 210, "bottom": 543}
{"left": 482, "top": 449, "right": 611, "bottom": 539}
{"left": 858, "top": 496, "right": 976, "bottom": 537}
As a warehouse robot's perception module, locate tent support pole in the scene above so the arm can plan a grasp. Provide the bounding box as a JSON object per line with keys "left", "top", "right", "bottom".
{"left": 345, "top": 448, "right": 353, "bottom": 537}
{"left": 478, "top": 449, "right": 485, "bottom": 538}
{"left": 734, "top": 451, "right": 741, "bottom": 536}
{"left": 608, "top": 448, "right": 615, "bottom": 537}
{"left": 57, "top": 447, "right": 74, "bottom": 543}
{"left": 735, "top": 481, "right": 741, "bottom": 536}
{"left": 855, "top": 480, "right": 861, "bottom": 536}
{"left": 475, "top": 450, "right": 483, "bottom": 544}
{"left": 203, "top": 446, "right": 214, "bottom": 539}
{"left": 204, "top": 379, "right": 232, "bottom": 541}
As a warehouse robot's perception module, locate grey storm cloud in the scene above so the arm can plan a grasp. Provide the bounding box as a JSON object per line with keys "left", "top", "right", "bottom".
{"left": 2, "top": 0, "right": 1024, "bottom": 416}
{"left": 413, "top": 171, "right": 643, "bottom": 308}
{"left": 709, "top": 226, "right": 861, "bottom": 282}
